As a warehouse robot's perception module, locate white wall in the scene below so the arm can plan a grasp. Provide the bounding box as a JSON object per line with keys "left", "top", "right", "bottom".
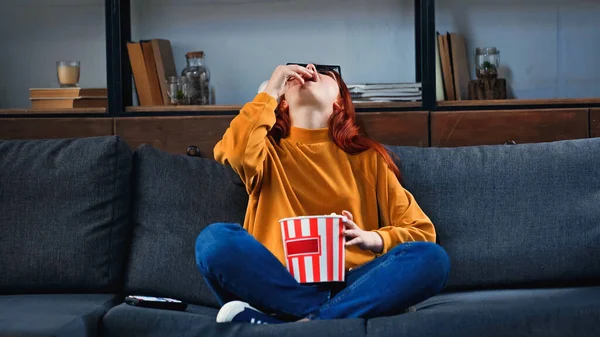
{"left": 0, "top": 0, "right": 106, "bottom": 109}
{"left": 1, "top": 0, "right": 599, "bottom": 108}
{"left": 436, "top": 0, "right": 600, "bottom": 99}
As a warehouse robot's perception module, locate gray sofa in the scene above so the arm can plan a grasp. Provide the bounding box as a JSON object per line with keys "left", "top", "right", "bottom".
{"left": 0, "top": 135, "right": 599, "bottom": 337}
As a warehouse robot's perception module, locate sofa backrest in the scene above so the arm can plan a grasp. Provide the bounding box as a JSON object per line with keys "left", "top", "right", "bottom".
{"left": 124, "top": 145, "right": 248, "bottom": 308}
{"left": 0, "top": 136, "right": 132, "bottom": 293}
{"left": 388, "top": 138, "right": 600, "bottom": 290}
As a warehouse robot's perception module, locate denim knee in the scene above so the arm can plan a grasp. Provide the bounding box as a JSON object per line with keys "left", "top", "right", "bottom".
{"left": 414, "top": 242, "right": 451, "bottom": 289}
{"left": 195, "top": 222, "right": 242, "bottom": 273}
{"left": 390, "top": 241, "right": 451, "bottom": 289}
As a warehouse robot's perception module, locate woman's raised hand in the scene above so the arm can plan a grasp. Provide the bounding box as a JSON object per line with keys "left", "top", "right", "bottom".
{"left": 262, "top": 65, "right": 316, "bottom": 99}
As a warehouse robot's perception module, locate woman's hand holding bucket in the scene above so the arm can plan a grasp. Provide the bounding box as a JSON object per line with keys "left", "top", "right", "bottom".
{"left": 342, "top": 211, "right": 383, "bottom": 254}
{"left": 340, "top": 210, "right": 384, "bottom": 254}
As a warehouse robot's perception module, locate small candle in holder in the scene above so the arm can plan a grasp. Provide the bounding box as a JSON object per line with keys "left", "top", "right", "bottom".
{"left": 57, "top": 61, "right": 80, "bottom": 87}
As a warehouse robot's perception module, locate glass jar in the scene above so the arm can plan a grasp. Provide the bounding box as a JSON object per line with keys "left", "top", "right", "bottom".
{"left": 182, "top": 51, "right": 210, "bottom": 105}
{"left": 179, "top": 76, "right": 190, "bottom": 105}
{"left": 475, "top": 47, "right": 500, "bottom": 79}
{"left": 167, "top": 76, "right": 190, "bottom": 105}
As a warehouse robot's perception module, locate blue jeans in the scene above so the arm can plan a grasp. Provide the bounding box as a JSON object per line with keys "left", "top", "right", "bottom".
{"left": 195, "top": 223, "right": 450, "bottom": 320}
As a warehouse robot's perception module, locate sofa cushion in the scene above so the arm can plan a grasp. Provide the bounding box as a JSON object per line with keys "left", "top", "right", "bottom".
{"left": 387, "top": 138, "right": 600, "bottom": 290}
{"left": 124, "top": 145, "right": 248, "bottom": 308}
{"left": 102, "top": 302, "right": 366, "bottom": 337}
{"left": 0, "top": 136, "right": 132, "bottom": 293}
{"left": 366, "top": 286, "right": 600, "bottom": 337}
{"left": 0, "top": 294, "right": 121, "bottom": 337}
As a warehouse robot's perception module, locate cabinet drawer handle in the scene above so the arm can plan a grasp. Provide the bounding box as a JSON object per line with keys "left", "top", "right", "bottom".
{"left": 187, "top": 145, "right": 201, "bottom": 157}
{"left": 504, "top": 140, "right": 517, "bottom": 145}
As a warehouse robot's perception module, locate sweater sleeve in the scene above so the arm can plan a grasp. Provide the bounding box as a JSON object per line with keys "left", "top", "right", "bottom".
{"left": 213, "top": 92, "right": 279, "bottom": 194}
{"left": 373, "top": 154, "right": 437, "bottom": 254}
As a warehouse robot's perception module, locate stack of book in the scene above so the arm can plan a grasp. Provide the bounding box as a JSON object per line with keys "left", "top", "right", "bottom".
{"left": 29, "top": 87, "right": 107, "bottom": 109}
{"left": 436, "top": 32, "right": 470, "bottom": 101}
{"left": 127, "top": 38, "right": 177, "bottom": 106}
{"left": 347, "top": 83, "right": 422, "bottom": 102}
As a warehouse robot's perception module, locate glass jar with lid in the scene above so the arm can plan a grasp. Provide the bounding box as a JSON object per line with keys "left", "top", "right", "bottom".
{"left": 475, "top": 47, "right": 500, "bottom": 79}
{"left": 181, "top": 51, "right": 210, "bottom": 105}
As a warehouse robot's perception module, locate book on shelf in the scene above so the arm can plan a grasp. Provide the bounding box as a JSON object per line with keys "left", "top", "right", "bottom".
{"left": 29, "top": 87, "right": 107, "bottom": 99}
{"left": 347, "top": 82, "right": 422, "bottom": 102}
{"left": 437, "top": 31, "right": 470, "bottom": 101}
{"left": 353, "top": 91, "right": 421, "bottom": 97}
{"left": 347, "top": 83, "right": 422, "bottom": 90}
{"left": 351, "top": 96, "right": 421, "bottom": 102}
{"left": 435, "top": 33, "right": 445, "bottom": 101}
{"left": 30, "top": 97, "right": 107, "bottom": 109}
{"left": 151, "top": 39, "right": 178, "bottom": 104}
{"left": 140, "top": 40, "right": 164, "bottom": 105}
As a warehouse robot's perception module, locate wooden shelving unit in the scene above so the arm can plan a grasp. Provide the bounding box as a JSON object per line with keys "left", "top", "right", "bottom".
{"left": 105, "top": 0, "right": 433, "bottom": 116}
{"left": 100, "top": 0, "right": 600, "bottom": 116}
{"left": 1, "top": 0, "right": 599, "bottom": 118}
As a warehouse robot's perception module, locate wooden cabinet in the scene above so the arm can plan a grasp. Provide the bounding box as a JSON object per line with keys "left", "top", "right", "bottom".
{"left": 114, "top": 116, "right": 234, "bottom": 157}
{"left": 592, "top": 109, "right": 600, "bottom": 138}
{"left": 115, "top": 111, "right": 430, "bottom": 158}
{"left": 431, "top": 108, "right": 589, "bottom": 147}
{"left": 356, "top": 111, "right": 429, "bottom": 147}
{"left": 0, "top": 118, "right": 114, "bottom": 140}
{"left": 2, "top": 108, "right": 595, "bottom": 150}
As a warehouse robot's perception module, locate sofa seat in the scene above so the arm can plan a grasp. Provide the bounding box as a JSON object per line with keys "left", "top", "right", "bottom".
{"left": 102, "top": 302, "right": 367, "bottom": 337}
{"left": 0, "top": 294, "right": 120, "bottom": 337}
{"left": 367, "top": 286, "right": 600, "bottom": 337}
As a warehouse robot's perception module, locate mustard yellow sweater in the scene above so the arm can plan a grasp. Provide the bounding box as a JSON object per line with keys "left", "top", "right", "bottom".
{"left": 214, "top": 92, "right": 436, "bottom": 270}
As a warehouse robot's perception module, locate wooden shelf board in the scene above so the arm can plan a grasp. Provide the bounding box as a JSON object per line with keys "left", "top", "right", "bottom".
{"left": 125, "top": 101, "right": 422, "bottom": 113}
{"left": 0, "top": 108, "right": 106, "bottom": 115}
{"left": 437, "top": 98, "right": 600, "bottom": 107}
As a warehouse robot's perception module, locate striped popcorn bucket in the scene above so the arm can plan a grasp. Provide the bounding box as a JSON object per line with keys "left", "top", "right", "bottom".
{"left": 279, "top": 215, "right": 346, "bottom": 283}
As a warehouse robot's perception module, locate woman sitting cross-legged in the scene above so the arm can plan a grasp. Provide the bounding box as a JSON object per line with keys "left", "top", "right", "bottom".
{"left": 195, "top": 63, "right": 450, "bottom": 324}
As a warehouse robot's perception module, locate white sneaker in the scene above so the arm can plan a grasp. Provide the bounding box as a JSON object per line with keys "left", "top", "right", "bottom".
{"left": 216, "top": 301, "right": 284, "bottom": 324}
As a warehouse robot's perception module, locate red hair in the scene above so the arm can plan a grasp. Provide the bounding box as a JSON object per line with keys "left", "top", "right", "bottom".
{"left": 267, "top": 71, "right": 401, "bottom": 181}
